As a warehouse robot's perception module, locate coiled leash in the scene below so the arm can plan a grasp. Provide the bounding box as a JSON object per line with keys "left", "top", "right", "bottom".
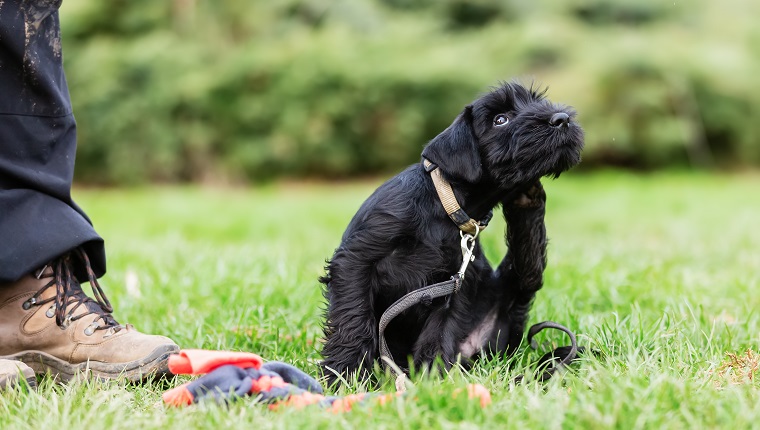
{"left": 511, "top": 321, "right": 580, "bottom": 383}
{"left": 378, "top": 159, "right": 581, "bottom": 385}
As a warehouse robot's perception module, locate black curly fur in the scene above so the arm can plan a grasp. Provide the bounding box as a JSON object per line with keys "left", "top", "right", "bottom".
{"left": 319, "top": 81, "right": 584, "bottom": 385}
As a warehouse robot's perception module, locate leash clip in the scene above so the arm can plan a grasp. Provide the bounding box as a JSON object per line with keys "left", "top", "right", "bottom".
{"left": 457, "top": 225, "right": 478, "bottom": 281}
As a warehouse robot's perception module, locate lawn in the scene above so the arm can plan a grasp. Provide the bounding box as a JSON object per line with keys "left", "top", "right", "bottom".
{"left": 2, "top": 171, "right": 759, "bottom": 429}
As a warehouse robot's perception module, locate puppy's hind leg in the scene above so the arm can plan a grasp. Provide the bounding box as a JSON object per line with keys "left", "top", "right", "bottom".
{"left": 489, "top": 180, "right": 548, "bottom": 355}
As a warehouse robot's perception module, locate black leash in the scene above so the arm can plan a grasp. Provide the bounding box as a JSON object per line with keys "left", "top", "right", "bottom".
{"left": 377, "top": 230, "right": 581, "bottom": 382}
{"left": 377, "top": 159, "right": 581, "bottom": 383}
{"left": 380, "top": 300, "right": 581, "bottom": 383}
{"left": 379, "top": 228, "right": 480, "bottom": 372}
{"left": 512, "top": 321, "right": 580, "bottom": 384}
{"left": 378, "top": 276, "right": 461, "bottom": 367}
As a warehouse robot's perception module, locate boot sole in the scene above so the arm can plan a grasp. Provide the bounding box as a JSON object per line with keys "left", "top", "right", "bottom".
{"left": 26, "top": 374, "right": 38, "bottom": 389}
{"left": 23, "top": 365, "right": 37, "bottom": 389}
{"left": 1, "top": 344, "right": 179, "bottom": 383}
{"left": 0, "top": 367, "right": 37, "bottom": 390}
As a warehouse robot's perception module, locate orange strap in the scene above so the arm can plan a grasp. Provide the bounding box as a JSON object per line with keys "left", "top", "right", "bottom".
{"left": 269, "top": 391, "right": 327, "bottom": 411}
{"left": 162, "top": 383, "right": 194, "bottom": 406}
{"left": 168, "top": 349, "right": 263, "bottom": 375}
{"left": 250, "top": 375, "right": 287, "bottom": 393}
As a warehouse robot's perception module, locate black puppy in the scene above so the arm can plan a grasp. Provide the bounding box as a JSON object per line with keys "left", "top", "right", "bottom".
{"left": 320, "top": 82, "right": 584, "bottom": 384}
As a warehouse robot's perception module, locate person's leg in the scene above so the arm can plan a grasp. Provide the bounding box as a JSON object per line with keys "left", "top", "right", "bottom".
{"left": 0, "top": 0, "right": 105, "bottom": 281}
{"left": 0, "top": 1, "right": 178, "bottom": 381}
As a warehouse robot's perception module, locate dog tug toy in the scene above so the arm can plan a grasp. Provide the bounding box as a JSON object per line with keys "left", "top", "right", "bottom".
{"left": 162, "top": 349, "right": 491, "bottom": 412}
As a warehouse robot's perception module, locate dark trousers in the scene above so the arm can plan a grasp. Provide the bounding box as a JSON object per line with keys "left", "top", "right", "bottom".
{"left": 0, "top": 0, "right": 105, "bottom": 283}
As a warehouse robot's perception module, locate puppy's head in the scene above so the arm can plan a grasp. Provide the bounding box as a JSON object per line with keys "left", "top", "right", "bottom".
{"left": 422, "top": 82, "right": 584, "bottom": 188}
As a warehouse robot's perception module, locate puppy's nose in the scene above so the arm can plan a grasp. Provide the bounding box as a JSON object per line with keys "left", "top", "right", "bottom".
{"left": 549, "top": 112, "right": 570, "bottom": 127}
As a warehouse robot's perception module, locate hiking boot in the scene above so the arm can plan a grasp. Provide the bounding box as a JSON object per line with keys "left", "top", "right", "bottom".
{"left": 0, "top": 248, "right": 179, "bottom": 382}
{"left": 0, "top": 359, "right": 36, "bottom": 390}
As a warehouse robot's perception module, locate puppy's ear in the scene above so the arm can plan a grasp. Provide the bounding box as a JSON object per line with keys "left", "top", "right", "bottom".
{"left": 421, "top": 105, "right": 482, "bottom": 183}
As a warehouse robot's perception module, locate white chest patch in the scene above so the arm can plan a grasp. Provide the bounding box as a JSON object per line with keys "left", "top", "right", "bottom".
{"left": 458, "top": 307, "right": 499, "bottom": 359}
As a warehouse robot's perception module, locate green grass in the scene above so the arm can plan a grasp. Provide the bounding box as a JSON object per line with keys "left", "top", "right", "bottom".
{"left": 2, "top": 171, "right": 760, "bottom": 429}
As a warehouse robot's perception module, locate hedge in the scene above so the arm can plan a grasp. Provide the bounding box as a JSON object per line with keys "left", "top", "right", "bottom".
{"left": 59, "top": 0, "right": 760, "bottom": 183}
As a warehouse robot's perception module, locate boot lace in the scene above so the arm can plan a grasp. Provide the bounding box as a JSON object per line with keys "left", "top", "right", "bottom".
{"left": 25, "top": 248, "right": 122, "bottom": 334}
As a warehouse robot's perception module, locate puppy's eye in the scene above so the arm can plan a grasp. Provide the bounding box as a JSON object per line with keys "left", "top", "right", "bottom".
{"left": 493, "top": 114, "right": 510, "bottom": 127}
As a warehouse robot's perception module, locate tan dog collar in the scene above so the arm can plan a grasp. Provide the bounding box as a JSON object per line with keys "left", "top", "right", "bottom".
{"left": 423, "top": 158, "right": 491, "bottom": 235}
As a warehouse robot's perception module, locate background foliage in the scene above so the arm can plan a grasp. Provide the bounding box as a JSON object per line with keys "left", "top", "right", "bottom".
{"left": 60, "top": 0, "right": 760, "bottom": 184}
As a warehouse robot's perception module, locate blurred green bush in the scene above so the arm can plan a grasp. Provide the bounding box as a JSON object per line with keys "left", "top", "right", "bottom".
{"left": 60, "top": 0, "right": 760, "bottom": 184}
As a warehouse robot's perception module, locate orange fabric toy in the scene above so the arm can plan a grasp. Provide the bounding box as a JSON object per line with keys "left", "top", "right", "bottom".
{"left": 163, "top": 349, "right": 491, "bottom": 412}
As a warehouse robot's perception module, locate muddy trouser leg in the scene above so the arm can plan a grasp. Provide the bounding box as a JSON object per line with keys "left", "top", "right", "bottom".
{"left": 0, "top": 1, "right": 105, "bottom": 283}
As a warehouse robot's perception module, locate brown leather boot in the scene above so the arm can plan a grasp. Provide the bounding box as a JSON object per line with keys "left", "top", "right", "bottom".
{"left": 0, "top": 248, "right": 179, "bottom": 382}
{"left": 0, "top": 359, "right": 36, "bottom": 390}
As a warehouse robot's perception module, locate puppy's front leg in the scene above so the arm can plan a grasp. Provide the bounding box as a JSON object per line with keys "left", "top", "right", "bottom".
{"left": 494, "top": 180, "right": 548, "bottom": 353}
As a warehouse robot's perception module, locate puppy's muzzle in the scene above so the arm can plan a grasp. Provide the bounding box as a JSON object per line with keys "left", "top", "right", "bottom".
{"left": 549, "top": 112, "right": 570, "bottom": 128}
